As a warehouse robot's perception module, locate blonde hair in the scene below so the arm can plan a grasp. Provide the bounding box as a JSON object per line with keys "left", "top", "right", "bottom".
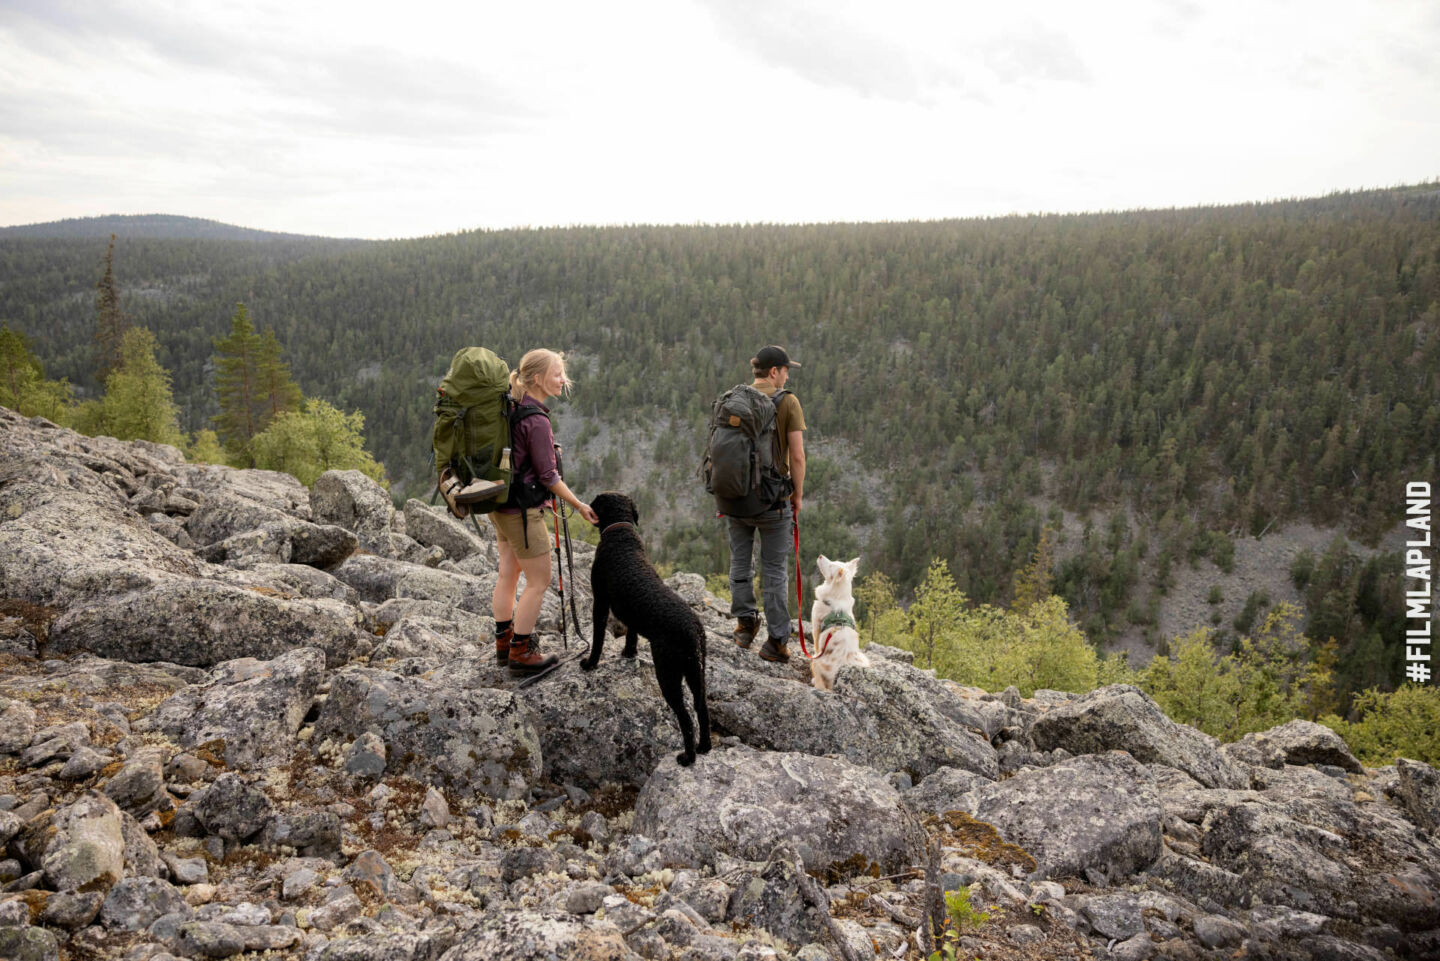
{"left": 508, "top": 348, "right": 568, "bottom": 401}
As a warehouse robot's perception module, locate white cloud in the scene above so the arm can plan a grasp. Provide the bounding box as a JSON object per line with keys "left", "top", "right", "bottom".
{"left": 0, "top": 0, "right": 1436, "bottom": 237}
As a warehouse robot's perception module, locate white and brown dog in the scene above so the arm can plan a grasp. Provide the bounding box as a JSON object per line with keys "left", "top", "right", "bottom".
{"left": 808, "top": 555, "right": 870, "bottom": 691}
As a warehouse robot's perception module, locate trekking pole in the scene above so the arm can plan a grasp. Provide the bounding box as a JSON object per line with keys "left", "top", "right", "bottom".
{"left": 793, "top": 512, "right": 809, "bottom": 658}
{"left": 560, "top": 504, "right": 581, "bottom": 638}
{"left": 552, "top": 498, "right": 568, "bottom": 650}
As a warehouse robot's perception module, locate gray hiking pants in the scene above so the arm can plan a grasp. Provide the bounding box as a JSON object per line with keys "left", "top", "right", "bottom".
{"left": 727, "top": 504, "right": 793, "bottom": 641}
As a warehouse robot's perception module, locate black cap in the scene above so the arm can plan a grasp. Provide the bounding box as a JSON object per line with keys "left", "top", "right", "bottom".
{"left": 753, "top": 345, "right": 801, "bottom": 370}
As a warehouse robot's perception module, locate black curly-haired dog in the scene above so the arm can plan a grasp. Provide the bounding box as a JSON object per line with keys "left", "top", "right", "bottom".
{"left": 581, "top": 491, "right": 711, "bottom": 766}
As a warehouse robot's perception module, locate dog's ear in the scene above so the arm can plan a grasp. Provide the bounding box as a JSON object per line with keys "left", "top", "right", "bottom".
{"left": 628, "top": 499, "right": 640, "bottom": 524}
{"left": 845, "top": 558, "right": 860, "bottom": 578}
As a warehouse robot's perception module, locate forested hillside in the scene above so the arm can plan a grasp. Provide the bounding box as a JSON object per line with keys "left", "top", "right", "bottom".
{"left": 2, "top": 189, "right": 1437, "bottom": 697}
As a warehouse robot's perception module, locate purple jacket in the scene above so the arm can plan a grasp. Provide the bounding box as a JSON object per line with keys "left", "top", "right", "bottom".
{"left": 499, "top": 396, "right": 559, "bottom": 514}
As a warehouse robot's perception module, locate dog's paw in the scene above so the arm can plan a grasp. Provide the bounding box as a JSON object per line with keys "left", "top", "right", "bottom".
{"left": 579, "top": 657, "right": 598, "bottom": 672}
{"left": 620, "top": 647, "right": 637, "bottom": 659}
{"left": 697, "top": 735, "right": 712, "bottom": 754}
{"left": 676, "top": 750, "right": 697, "bottom": 767}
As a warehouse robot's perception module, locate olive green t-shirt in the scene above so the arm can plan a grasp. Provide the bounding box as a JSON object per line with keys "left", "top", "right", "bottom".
{"left": 752, "top": 381, "right": 805, "bottom": 477}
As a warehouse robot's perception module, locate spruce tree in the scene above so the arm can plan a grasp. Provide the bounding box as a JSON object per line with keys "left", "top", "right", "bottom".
{"left": 94, "top": 235, "right": 130, "bottom": 380}
{"left": 212, "top": 303, "right": 264, "bottom": 463}
{"left": 256, "top": 327, "right": 303, "bottom": 421}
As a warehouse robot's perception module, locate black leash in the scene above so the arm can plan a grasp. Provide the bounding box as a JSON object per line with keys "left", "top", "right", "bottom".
{"left": 561, "top": 504, "right": 581, "bottom": 642}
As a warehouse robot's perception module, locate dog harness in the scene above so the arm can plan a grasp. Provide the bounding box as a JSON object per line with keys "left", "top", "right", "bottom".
{"left": 808, "top": 608, "right": 856, "bottom": 660}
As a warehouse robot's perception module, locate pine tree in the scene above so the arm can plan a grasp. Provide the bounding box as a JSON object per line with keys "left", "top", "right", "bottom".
{"left": 94, "top": 235, "right": 130, "bottom": 380}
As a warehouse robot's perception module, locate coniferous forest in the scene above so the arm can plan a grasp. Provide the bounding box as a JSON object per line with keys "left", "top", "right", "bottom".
{"left": 2, "top": 188, "right": 1437, "bottom": 706}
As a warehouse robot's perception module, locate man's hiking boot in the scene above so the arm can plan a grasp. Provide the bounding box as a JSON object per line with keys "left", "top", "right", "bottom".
{"left": 733, "top": 615, "right": 759, "bottom": 650}
{"left": 507, "top": 633, "right": 557, "bottom": 676}
{"left": 495, "top": 623, "right": 514, "bottom": 665}
{"left": 759, "top": 636, "right": 791, "bottom": 663}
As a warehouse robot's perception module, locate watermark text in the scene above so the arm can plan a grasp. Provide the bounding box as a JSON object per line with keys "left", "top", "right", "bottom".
{"left": 1405, "top": 482, "right": 1432, "bottom": 684}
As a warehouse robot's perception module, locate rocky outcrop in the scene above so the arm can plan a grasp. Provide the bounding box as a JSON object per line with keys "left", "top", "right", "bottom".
{"left": 3, "top": 408, "right": 1440, "bottom": 961}
{"left": 634, "top": 748, "right": 928, "bottom": 876}
{"left": 1030, "top": 683, "right": 1249, "bottom": 789}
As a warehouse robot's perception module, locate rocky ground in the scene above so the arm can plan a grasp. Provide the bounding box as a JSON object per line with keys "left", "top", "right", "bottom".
{"left": 2, "top": 404, "right": 1439, "bottom": 961}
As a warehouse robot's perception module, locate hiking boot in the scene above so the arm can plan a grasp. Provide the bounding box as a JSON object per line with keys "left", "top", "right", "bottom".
{"left": 507, "top": 633, "right": 558, "bottom": 676}
{"left": 758, "top": 636, "right": 791, "bottom": 663}
{"left": 495, "top": 623, "right": 514, "bottom": 665}
{"left": 733, "top": 615, "right": 760, "bottom": 650}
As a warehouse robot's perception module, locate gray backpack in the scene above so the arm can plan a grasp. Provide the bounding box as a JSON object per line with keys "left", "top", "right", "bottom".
{"left": 702, "top": 385, "right": 791, "bottom": 517}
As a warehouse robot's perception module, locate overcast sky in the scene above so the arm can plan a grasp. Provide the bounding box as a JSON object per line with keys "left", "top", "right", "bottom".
{"left": 1, "top": 0, "right": 1436, "bottom": 240}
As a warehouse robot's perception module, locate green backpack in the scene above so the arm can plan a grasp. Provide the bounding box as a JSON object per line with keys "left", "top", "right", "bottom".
{"left": 432, "top": 347, "right": 548, "bottom": 514}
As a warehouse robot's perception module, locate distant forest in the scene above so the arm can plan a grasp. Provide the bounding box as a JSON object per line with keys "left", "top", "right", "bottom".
{"left": 2, "top": 186, "right": 1437, "bottom": 699}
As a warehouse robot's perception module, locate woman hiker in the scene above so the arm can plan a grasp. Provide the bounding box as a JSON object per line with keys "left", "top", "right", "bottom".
{"left": 491, "top": 348, "right": 599, "bottom": 676}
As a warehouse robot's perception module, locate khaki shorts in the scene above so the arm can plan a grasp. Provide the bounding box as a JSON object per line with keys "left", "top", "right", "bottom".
{"left": 489, "top": 509, "right": 551, "bottom": 559}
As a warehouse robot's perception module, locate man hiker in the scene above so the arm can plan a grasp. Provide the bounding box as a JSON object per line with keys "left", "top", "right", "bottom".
{"left": 727, "top": 345, "right": 806, "bottom": 662}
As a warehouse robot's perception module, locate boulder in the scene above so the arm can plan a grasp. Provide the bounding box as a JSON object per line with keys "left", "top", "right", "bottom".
{"left": 0, "top": 698, "right": 38, "bottom": 754}
{"left": 1390, "top": 758, "right": 1440, "bottom": 834}
{"left": 1200, "top": 794, "right": 1440, "bottom": 930}
{"left": 48, "top": 579, "right": 365, "bottom": 667}
{"left": 0, "top": 926, "right": 60, "bottom": 961}
{"left": 434, "top": 912, "right": 632, "bottom": 960}
{"left": 633, "top": 747, "right": 928, "bottom": 878}
{"left": 1029, "top": 685, "right": 1248, "bottom": 789}
{"left": 402, "top": 499, "right": 490, "bottom": 563}
{"left": 99, "top": 876, "right": 189, "bottom": 931}
{"left": 0, "top": 484, "right": 201, "bottom": 608}
{"left": 958, "top": 752, "right": 1164, "bottom": 881}
{"left": 219, "top": 562, "right": 361, "bottom": 605}
{"left": 1225, "top": 720, "right": 1364, "bottom": 773}
{"left": 187, "top": 773, "right": 276, "bottom": 842}
{"left": 39, "top": 791, "right": 127, "bottom": 894}
{"left": 311, "top": 470, "right": 395, "bottom": 555}
{"left": 904, "top": 766, "right": 994, "bottom": 816}
{"left": 514, "top": 653, "right": 702, "bottom": 789}
{"left": 329, "top": 554, "right": 494, "bottom": 613}
{"left": 148, "top": 647, "right": 326, "bottom": 769}
{"left": 315, "top": 665, "right": 542, "bottom": 800}
{"left": 101, "top": 747, "right": 169, "bottom": 815}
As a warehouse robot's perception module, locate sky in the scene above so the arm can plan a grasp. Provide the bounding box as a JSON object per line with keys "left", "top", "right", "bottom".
{"left": 1, "top": 0, "right": 1437, "bottom": 240}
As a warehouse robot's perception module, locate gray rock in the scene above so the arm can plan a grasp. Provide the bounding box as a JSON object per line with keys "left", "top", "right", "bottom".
{"left": 0, "top": 700, "right": 38, "bottom": 754}
{"left": 59, "top": 745, "right": 110, "bottom": 780}
{"left": 148, "top": 647, "right": 325, "bottom": 769}
{"left": 308, "top": 891, "right": 363, "bottom": 932}
{"left": 0, "top": 484, "right": 201, "bottom": 610}
{"left": 0, "top": 926, "right": 60, "bottom": 961}
{"left": 37, "top": 890, "right": 105, "bottom": 929}
{"left": 196, "top": 521, "right": 294, "bottom": 565}
{"left": 1391, "top": 758, "right": 1440, "bottom": 834}
{"left": 904, "top": 766, "right": 993, "bottom": 816}
{"left": 0, "top": 898, "right": 28, "bottom": 925}
{"left": 1079, "top": 892, "right": 1146, "bottom": 939}
{"left": 564, "top": 881, "right": 615, "bottom": 914}
{"left": 633, "top": 748, "right": 927, "bottom": 877}
{"left": 40, "top": 790, "right": 126, "bottom": 894}
{"left": 226, "top": 563, "right": 360, "bottom": 604}
{"left": 344, "top": 732, "right": 388, "bottom": 779}
{"left": 1200, "top": 795, "right": 1440, "bottom": 930}
{"left": 187, "top": 773, "right": 275, "bottom": 842}
{"left": 289, "top": 523, "right": 360, "bottom": 568}
{"left": 1192, "top": 914, "right": 1246, "bottom": 948}
{"left": 121, "top": 808, "right": 167, "bottom": 878}
{"left": 183, "top": 488, "right": 303, "bottom": 548}
{"left": 259, "top": 810, "right": 344, "bottom": 860}
{"left": 723, "top": 853, "right": 827, "bottom": 948}
{"left": 434, "top": 910, "right": 632, "bottom": 960}
{"left": 402, "top": 500, "right": 489, "bottom": 562}
{"left": 1227, "top": 720, "right": 1364, "bottom": 773}
{"left": 1030, "top": 684, "right": 1248, "bottom": 789}
{"left": 173, "top": 920, "right": 246, "bottom": 958}
{"left": 420, "top": 787, "right": 451, "bottom": 829}
{"left": 100, "top": 876, "right": 190, "bottom": 931}
{"left": 102, "top": 747, "right": 168, "bottom": 815}
{"left": 162, "top": 854, "right": 209, "bottom": 886}
{"left": 315, "top": 666, "right": 541, "bottom": 800}
{"left": 310, "top": 928, "right": 460, "bottom": 961}
{"left": 958, "top": 752, "right": 1163, "bottom": 881}
{"left": 1144, "top": 849, "right": 1249, "bottom": 908}
{"left": 49, "top": 580, "right": 364, "bottom": 669}
{"left": 282, "top": 867, "right": 319, "bottom": 900}
{"left": 311, "top": 470, "right": 395, "bottom": 556}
